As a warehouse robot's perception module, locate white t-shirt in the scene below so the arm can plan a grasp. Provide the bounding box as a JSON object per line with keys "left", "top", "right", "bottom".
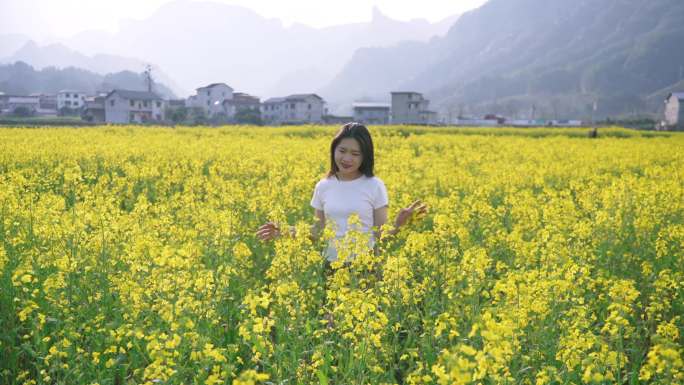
{"left": 310, "top": 175, "right": 389, "bottom": 261}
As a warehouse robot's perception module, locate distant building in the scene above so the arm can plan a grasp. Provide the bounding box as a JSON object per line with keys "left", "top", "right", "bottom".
{"left": 391, "top": 92, "right": 437, "bottom": 125}
{"left": 6, "top": 96, "right": 41, "bottom": 116}
{"left": 0, "top": 94, "right": 57, "bottom": 116}
{"left": 510, "top": 119, "right": 546, "bottom": 127}
{"left": 104, "top": 89, "right": 166, "bottom": 124}
{"left": 57, "top": 90, "right": 86, "bottom": 111}
{"left": 167, "top": 99, "right": 187, "bottom": 108}
{"left": 452, "top": 118, "right": 500, "bottom": 127}
{"left": 222, "top": 92, "right": 260, "bottom": 118}
{"left": 0, "top": 94, "right": 7, "bottom": 114}
{"left": 261, "top": 97, "right": 285, "bottom": 123}
{"left": 353, "top": 102, "right": 390, "bottom": 125}
{"left": 28, "top": 93, "right": 58, "bottom": 116}
{"left": 38, "top": 94, "right": 58, "bottom": 112}
{"left": 188, "top": 83, "right": 234, "bottom": 116}
{"left": 82, "top": 96, "right": 106, "bottom": 123}
{"left": 548, "top": 120, "right": 582, "bottom": 127}
{"left": 322, "top": 115, "right": 353, "bottom": 124}
{"left": 261, "top": 94, "right": 326, "bottom": 124}
{"left": 664, "top": 92, "right": 684, "bottom": 130}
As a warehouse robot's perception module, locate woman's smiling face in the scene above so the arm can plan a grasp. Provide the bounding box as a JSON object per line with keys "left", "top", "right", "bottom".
{"left": 334, "top": 137, "right": 363, "bottom": 180}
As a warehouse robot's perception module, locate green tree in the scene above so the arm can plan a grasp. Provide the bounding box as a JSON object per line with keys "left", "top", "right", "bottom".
{"left": 12, "top": 106, "right": 34, "bottom": 117}
{"left": 234, "top": 108, "right": 262, "bottom": 125}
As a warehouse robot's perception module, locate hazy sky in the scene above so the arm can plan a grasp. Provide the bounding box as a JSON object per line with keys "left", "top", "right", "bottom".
{"left": 1, "top": 0, "right": 487, "bottom": 40}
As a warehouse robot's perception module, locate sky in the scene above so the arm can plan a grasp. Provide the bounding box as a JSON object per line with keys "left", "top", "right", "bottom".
{"left": 1, "top": 0, "right": 488, "bottom": 40}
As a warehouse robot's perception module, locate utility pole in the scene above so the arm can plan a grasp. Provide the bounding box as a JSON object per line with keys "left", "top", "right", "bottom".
{"left": 589, "top": 100, "right": 598, "bottom": 138}
{"left": 144, "top": 65, "right": 154, "bottom": 93}
{"left": 531, "top": 104, "right": 536, "bottom": 121}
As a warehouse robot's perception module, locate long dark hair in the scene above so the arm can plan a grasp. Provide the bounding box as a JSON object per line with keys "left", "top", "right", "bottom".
{"left": 327, "top": 122, "right": 375, "bottom": 178}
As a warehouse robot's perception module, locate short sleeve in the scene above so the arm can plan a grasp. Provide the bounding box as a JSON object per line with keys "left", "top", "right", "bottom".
{"left": 372, "top": 178, "right": 389, "bottom": 209}
{"left": 310, "top": 181, "right": 323, "bottom": 210}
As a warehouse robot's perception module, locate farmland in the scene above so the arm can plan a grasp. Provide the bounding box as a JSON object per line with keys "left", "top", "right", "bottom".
{"left": 1, "top": 125, "right": 682, "bottom": 385}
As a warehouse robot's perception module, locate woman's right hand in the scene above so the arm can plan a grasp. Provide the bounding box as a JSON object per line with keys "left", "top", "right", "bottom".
{"left": 394, "top": 200, "right": 428, "bottom": 229}
{"left": 256, "top": 222, "right": 281, "bottom": 242}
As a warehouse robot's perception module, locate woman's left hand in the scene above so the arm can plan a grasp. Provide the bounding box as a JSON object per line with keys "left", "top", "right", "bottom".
{"left": 394, "top": 200, "right": 428, "bottom": 229}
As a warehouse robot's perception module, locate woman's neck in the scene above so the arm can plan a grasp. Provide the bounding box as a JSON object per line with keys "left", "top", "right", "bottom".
{"left": 336, "top": 171, "right": 363, "bottom": 181}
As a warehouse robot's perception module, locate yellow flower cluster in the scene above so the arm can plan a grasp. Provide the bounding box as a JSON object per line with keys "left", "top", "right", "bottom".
{"left": 0, "top": 125, "right": 682, "bottom": 384}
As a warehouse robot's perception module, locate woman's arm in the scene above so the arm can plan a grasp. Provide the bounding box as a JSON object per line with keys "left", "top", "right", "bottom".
{"left": 373, "top": 205, "right": 392, "bottom": 241}
{"left": 374, "top": 200, "right": 428, "bottom": 241}
{"left": 310, "top": 209, "right": 326, "bottom": 242}
{"left": 256, "top": 209, "right": 326, "bottom": 242}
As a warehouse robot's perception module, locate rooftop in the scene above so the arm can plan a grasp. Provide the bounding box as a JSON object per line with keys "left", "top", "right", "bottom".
{"left": 264, "top": 94, "right": 324, "bottom": 103}
{"left": 286, "top": 93, "right": 323, "bottom": 101}
{"left": 58, "top": 89, "right": 85, "bottom": 94}
{"left": 263, "top": 97, "right": 286, "bottom": 104}
{"left": 353, "top": 102, "right": 390, "bottom": 109}
{"left": 106, "top": 89, "right": 163, "bottom": 101}
{"left": 196, "top": 83, "right": 233, "bottom": 91}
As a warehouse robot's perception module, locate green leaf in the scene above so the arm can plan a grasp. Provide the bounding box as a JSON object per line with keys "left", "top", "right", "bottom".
{"left": 316, "top": 369, "right": 329, "bottom": 385}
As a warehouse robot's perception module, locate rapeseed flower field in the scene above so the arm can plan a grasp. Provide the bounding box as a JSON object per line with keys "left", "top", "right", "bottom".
{"left": 0, "top": 125, "right": 682, "bottom": 385}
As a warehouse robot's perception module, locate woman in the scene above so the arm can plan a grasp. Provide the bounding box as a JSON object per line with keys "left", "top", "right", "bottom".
{"left": 256, "top": 122, "right": 426, "bottom": 263}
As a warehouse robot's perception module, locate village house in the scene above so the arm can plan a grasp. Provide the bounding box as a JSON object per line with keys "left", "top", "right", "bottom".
{"left": 222, "top": 92, "right": 260, "bottom": 119}
{"left": 352, "top": 102, "right": 390, "bottom": 125}
{"left": 38, "top": 94, "right": 58, "bottom": 113}
{"left": 261, "top": 97, "right": 285, "bottom": 123}
{"left": 663, "top": 92, "right": 684, "bottom": 130}
{"left": 82, "top": 95, "right": 106, "bottom": 123}
{"left": 323, "top": 114, "right": 353, "bottom": 124}
{"left": 104, "top": 89, "right": 166, "bottom": 124}
{"left": 57, "top": 90, "right": 86, "bottom": 111}
{"left": 163, "top": 99, "right": 194, "bottom": 123}
{"left": 3, "top": 95, "right": 41, "bottom": 116}
{"left": 0, "top": 93, "right": 7, "bottom": 114}
{"left": 261, "top": 94, "right": 326, "bottom": 124}
{"left": 187, "top": 83, "right": 234, "bottom": 117}
{"left": 391, "top": 92, "right": 437, "bottom": 125}
{"left": 168, "top": 99, "right": 187, "bottom": 109}
{"left": 0, "top": 93, "right": 57, "bottom": 116}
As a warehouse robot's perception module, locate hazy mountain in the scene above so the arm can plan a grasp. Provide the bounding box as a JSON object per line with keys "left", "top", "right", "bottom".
{"left": 0, "top": 34, "right": 30, "bottom": 58}
{"left": 2, "top": 41, "right": 187, "bottom": 96}
{"left": 323, "top": 0, "right": 684, "bottom": 118}
{"left": 0, "top": 61, "right": 176, "bottom": 99}
{"left": 55, "top": 0, "right": 459, "bottom": 98}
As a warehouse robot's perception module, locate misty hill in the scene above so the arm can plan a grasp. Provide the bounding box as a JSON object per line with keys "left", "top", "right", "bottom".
{"left": 323, "top": 0, "right": 684, "bottom": 118}
{"left": 1, "top": 41, "right": 187, "bottom": 96}
{"left": 0, "top": 34, "right": 30, "bottom": 58}
{"left": 57, "top": 0, "right": 459, "bottom": 97}
{"left": 0, "top": 61, "right": 176, "bottom": 99}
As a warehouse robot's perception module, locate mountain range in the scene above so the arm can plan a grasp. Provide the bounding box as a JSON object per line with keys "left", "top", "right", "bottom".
{"left": 0, "top": 61, "right": 176, "bottom": 99}
{"left": 323, "top": 0, "right": 684, "bottom": 118}
{"left": 45, "top": 1, "right": 458, "bottom": 98}
{"left": 1, "top": 40, "right": 185, "bottom": 96}
{"left": 3, "top": 0, "right": 683, "bottom": 119}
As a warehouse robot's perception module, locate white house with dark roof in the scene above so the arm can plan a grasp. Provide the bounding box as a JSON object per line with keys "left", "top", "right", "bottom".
{"left": 188, "top": 83, "right": 234, "bottom": 116}
{"left": 261, "top": 94, "right": 326, "bottom": 124}
{"left": 104, "top": 89, "right": 166, "bottom": 124}
{"left": 353, "top": 102, "right": 391, "bottom": 125}
{"left": 57, "top": 90, "right": 86, "bottom": 110}
{"left": 261, "top": 97, "right": 286, "bottom": 123}
{"left": 664, "top": 92, "right": 684, "bottom": 130}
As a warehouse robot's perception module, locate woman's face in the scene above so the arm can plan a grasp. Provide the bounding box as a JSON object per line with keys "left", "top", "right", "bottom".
{"left": 334, "top": 137, "right": 363, "bottom": 179}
